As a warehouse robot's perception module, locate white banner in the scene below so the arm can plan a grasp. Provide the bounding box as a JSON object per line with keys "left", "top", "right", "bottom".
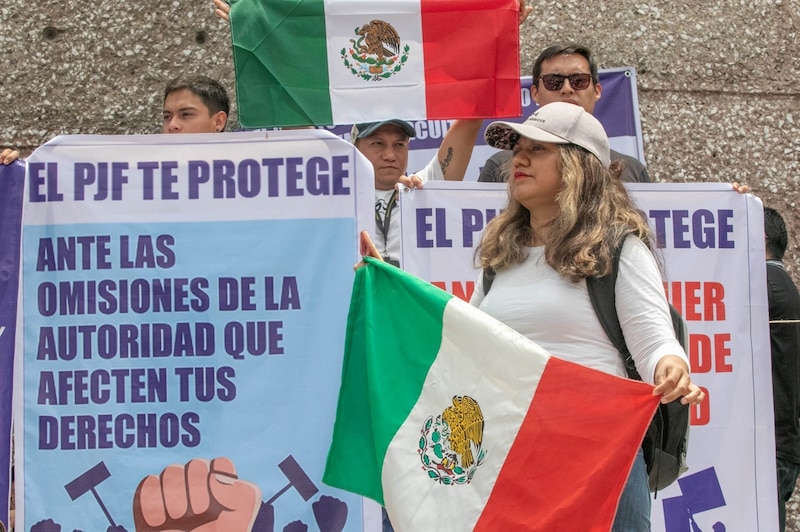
{"left": 398, "top": 181, "right": 775, "bottom": 531}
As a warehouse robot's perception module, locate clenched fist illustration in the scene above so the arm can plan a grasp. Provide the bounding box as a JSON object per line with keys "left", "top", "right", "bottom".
{"left": 133, "top": 457, "right": 261, "bottom": 532}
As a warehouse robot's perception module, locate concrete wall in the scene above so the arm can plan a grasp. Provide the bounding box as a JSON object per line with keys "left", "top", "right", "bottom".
{"left": 2, "top": 0, "right": 799, "bottom": 262}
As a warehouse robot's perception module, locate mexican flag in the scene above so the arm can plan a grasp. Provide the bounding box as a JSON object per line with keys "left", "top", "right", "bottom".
{"left": 324, "top": 258, "right": 660, "bottom": 531}
{"left": 229, "top": 0, "right": 521, "bottom": 128}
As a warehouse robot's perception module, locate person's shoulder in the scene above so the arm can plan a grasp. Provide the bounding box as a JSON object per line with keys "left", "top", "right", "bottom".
{"left": 478, "top": 150, "right": 511, "bottom": 183}
{"left": 617, "top": 234, "right": 655, "bottom": 267}
{"left": 620, "top": 233, "right": 650, "bottom": 252}
{"left": 610, "top": 149, "right": 644, "bottom": 167}
{"left": 767, "top": 261, "right": 796, "bottom": 285}
{"left": 488, "top": 151, "right": 511, "bottom": 164}
{"left": 767, "top": 262, "right": 800, "bottom": 296}
{"left": 767, "top": 260, "right": 789, "bottom": 276}
{"left": 766, "top": 262, "right": 800, "bottom": 314}
{"left": 610, "top": 149, "right": 651, "bottom": 183}
{"left": 410, "top": 153, "right": 443, "bottom": 182}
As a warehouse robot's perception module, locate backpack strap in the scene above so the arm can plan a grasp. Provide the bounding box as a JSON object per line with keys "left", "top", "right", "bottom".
{"left": 586, "top": 238, "right": 689, "bottom": 375}
{"left": 482, "top": 267, "right": 495, "bottom": 296}
{"left": 585, "top": 240, "right": 643, "bottom": 381}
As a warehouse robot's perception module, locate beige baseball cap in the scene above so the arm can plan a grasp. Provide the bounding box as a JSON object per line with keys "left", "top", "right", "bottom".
{"left": 484, "top": 102, "right": 610, "bottom": 168}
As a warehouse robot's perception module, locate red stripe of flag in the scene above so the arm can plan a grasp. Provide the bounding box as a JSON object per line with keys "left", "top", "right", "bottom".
{"left": 421, "top": 0, "right": 521, "bottom": 119}
{"left": 475, "top": 357, "right": 659, "bottom": 531}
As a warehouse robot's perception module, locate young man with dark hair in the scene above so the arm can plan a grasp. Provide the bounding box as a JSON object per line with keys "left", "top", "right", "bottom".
{"left": 764, "top": 206, "right": 800, "bottom": 532}
{"left": 479, "top": 42, "right": 651, "bottom": 184}
{"left": 1, "top": 76, "right": 232, "bottom": 165}
{"left": 162, "top": 75, "right": 230, "bottom": 134}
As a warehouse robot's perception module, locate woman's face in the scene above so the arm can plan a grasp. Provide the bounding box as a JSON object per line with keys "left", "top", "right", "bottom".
{"left": 509, "top": 137, "right": 562, "bottom": 211}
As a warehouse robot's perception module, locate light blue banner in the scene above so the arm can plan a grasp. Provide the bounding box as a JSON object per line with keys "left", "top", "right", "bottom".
{"left": 17, "top": 131, "right": 375, "bottom": 532}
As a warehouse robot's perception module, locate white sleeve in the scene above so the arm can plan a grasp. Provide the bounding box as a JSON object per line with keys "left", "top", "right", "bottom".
{"left": 413, "top": 153, "right": 443, "bottom": 182}
{"left": 469, "top": 271, "right": 485, "bottom": 307}
{"left": 616, "top": 236, "right": 689, "bottom": 384}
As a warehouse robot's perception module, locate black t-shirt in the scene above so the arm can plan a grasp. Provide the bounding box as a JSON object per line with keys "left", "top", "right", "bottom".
{"left": 767, "top": 260, "right": 800, "bottom": 464}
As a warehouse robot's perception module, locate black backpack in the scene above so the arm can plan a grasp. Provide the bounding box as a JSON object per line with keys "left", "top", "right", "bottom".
{"left": 481, "top": 242, "right": 690, "bottom": 494}
{"left": 585, "top": 243, "right": 690, "bottom": 494}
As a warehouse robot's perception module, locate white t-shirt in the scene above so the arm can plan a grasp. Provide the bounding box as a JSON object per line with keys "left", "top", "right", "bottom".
{"left": 470, "top": 236, "right": 687, "bottom": 383}
{"left": 373, "top": 155, "right": 443, "bottom": 266}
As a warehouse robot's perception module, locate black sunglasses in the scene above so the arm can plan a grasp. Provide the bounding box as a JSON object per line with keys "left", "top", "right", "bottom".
{"left": 539, "top": 73, "right": 593, "bottom": 91}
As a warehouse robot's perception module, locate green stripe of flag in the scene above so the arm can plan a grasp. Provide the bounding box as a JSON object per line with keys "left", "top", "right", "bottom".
{"left": 230, "top": 0, "right": 332, "bottom": 128}
{"left": 324, "top": 258, "right": 453, "bottom": 503}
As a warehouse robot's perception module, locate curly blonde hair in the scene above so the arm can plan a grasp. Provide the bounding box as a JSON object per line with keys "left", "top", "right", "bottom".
{"left": 476, "top": 145, "right": 653, "bottom": 282}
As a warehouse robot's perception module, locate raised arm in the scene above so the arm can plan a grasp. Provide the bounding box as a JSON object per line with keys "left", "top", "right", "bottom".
{"left": 399, "top": 119, "right": 482, "bottom": 188}
{"left": 437, "top": 119, "right": 482, "bottom": 181}
{"left": 437, "top": 0, "right": 529, "bottom": 181}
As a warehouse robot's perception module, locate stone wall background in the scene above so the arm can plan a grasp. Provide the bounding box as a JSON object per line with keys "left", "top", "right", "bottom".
{"left": 3, "top": 1, "right": 799, "bottom": 255}
{"left": 2, "top": 0, "right": 800, "bottom": 528}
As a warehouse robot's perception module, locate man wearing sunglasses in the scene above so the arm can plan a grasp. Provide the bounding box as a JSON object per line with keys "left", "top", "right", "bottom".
{"left": 479, "top": 42, "right": 651, "bottom": 183}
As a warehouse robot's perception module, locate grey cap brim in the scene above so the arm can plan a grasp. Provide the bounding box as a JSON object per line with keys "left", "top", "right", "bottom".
{"left": 351, "top": 119, "right": 416, "bottom": 144}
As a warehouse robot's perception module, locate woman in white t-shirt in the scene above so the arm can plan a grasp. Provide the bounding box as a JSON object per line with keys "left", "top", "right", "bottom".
{"left": 470, "top": 101, "right": 704, "bottom": 532}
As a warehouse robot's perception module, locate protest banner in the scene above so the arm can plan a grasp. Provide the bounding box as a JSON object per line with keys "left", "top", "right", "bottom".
{"left": 9, "top": 119, "right": 765, "bottom": 532}
{"left": 631, "top": 184, "right": 773, "bottom": 532}
{"left": 14, "top": 130, "right": 377, "bottom": 531}
{"left": 398, "top": 181, "right": 775, "bottom": 531}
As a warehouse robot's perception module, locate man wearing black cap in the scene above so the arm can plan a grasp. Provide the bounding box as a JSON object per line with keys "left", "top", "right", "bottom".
{"left": 351, "top": 118, "right": 482, "bottom": 266}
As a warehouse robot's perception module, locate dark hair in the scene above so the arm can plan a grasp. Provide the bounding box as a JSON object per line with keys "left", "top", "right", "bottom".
{"left": 531, "top": 42, "right": 599, "bottom": 85}
{"left": 164, "top": 75, "right": 230, "bottom": 117}
{"left": 765, "top": 206, "right": 788, "bottom": 260}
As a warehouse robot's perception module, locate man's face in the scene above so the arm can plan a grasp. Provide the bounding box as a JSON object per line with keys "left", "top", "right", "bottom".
{"left": 162, "top": 89, "right": 226, "bottom": 134}
{"left": 355, "top": 125, "right": 410, "bottom": 191}
{"left": 532, "top": 54, "right": 602, "bottom": 113}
